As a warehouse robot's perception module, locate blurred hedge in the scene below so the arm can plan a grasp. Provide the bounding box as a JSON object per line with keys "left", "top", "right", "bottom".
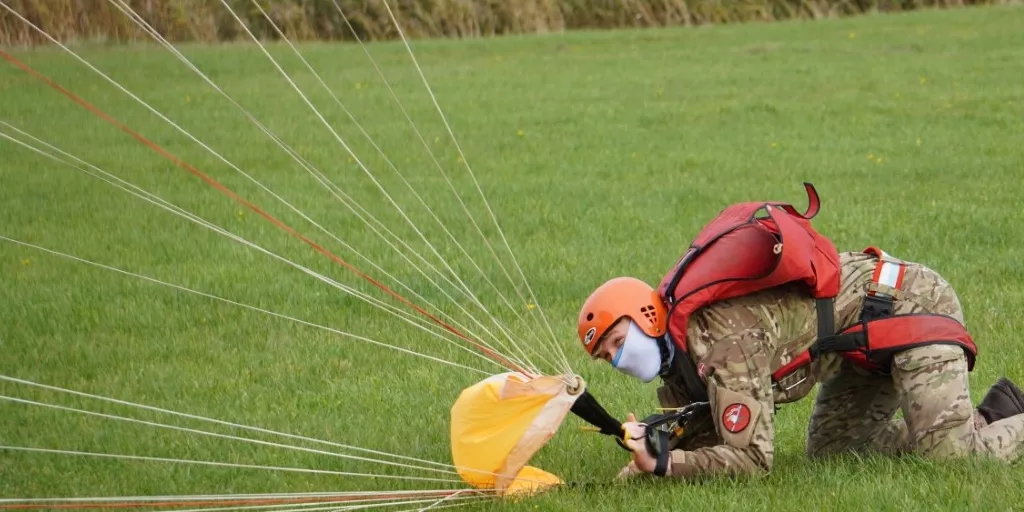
{"left": 0, "top": 0, "right": 1012, "bottom": 46}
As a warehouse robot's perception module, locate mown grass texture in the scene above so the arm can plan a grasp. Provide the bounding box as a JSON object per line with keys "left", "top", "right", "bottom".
{"left": 2, "top": 4, "right": 1024, "bottom": 511}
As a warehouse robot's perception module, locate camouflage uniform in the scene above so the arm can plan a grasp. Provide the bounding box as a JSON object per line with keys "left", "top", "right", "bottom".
{"left": 653, "top": 251, "right": 1024, "bottom": 479}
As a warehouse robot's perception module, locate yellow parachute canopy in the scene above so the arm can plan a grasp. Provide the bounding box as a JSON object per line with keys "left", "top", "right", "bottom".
{"left": 450, "top": 372, "right": 583, "bottom": 496}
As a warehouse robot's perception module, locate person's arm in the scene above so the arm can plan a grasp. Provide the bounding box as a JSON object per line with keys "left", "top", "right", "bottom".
{"left": 622, "top": 328, "right": 777, "bottom": 480}
{"left": 667, "top": 357, "right": 775, "bottom": 479}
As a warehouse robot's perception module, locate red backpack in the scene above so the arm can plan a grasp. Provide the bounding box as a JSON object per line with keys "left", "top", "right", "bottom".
{"left": 655, "top": 183, "right": 977, "bottom": 397}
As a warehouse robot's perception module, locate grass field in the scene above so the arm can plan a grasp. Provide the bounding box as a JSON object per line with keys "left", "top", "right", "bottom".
{"left": 2, "top": 4, "right": 1024, "bottom": 510}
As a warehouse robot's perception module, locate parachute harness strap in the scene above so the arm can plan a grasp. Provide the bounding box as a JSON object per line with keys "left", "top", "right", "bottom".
{"left": 810, "top": 247, "right": 905, "bottom": 361}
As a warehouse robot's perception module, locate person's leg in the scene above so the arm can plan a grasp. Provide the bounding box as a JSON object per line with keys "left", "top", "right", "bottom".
{"left": 806, "top": 359, "right": 907, "bottom": 458}
{"left": 892, "top": 344, "right": 1024, "bottom": 462}
{"left": 804, "top": 253, "right": 959, "bottom": 458}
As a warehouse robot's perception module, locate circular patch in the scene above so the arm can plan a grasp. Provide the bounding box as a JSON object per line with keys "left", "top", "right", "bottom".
{"left": 721, "top": 403, "right": 751, "bottom": 433}
{"left": 583, "top": 327, "right": 597, "bottom": 347}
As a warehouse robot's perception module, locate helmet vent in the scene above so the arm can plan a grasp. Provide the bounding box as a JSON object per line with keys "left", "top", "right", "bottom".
{"left": 586, "top": 312, "right": 594, "bottom": 321}
{"left": 640, "top": 304, "right": 658, "bottom": 324}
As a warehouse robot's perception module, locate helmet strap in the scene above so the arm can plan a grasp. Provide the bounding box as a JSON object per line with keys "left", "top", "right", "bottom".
{"left": 656, "top": 334, "right": 673, "bottom": 378}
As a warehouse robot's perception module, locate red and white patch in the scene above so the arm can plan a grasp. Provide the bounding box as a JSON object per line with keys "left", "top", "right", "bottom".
{"left": 721, "top": 403, "right": 751, "bottom": 433}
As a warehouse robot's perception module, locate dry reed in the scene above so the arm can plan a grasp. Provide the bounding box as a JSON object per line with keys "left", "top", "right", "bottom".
{"left": 0, "top": 0, "right": 1012, "bottom": 46}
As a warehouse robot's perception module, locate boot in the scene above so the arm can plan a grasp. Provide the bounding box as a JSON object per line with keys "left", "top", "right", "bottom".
{"left": 977, "top": 377, "right": 1024, "bottom": 424}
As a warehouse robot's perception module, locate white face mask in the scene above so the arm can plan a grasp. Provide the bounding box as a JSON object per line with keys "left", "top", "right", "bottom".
{"left": 611, "top": 320, "right": 665, "bottom": 383}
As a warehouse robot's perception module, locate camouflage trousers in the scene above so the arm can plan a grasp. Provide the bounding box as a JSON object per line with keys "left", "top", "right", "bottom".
{"left": 806, "top": 260, "right": 1024, "bottom": 462}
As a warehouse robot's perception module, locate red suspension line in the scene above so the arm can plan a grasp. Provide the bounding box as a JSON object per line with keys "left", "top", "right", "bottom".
{"left": 0, "top": 48, "right": 527, "bottom": 375}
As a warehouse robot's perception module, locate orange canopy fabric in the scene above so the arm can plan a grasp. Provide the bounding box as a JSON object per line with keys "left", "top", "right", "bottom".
{"left": 449, "top": 372, "right": 583, "bottom": 496}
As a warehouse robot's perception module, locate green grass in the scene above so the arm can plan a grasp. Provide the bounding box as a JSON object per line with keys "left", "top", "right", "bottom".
{"left": 2, "top": 4, "right": 1024, "bottom": 510}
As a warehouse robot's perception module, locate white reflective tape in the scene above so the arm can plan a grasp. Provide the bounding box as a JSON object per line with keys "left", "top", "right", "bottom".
{"left": 876, "top": 261, "right": 902, "bottom": 288}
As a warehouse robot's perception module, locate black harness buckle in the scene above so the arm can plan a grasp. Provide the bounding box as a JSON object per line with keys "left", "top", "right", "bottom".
{"left": 861, "top": 293, "right": 895, "bottom": 322}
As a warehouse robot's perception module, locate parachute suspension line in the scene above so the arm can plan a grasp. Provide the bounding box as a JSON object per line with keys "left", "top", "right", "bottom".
{"left": 210, "top": 0, "right": 542, "bottom": 377}
{"left": 405, "top": 501, "right": 481, "bottom": 512}
{"left": 0, "top": 494, "right": 495, "bottom": 512}
{"left": 159, "top": 495, "right": 492, "bottom": 512}
{"left": 0, "top": 373, "right": 561, "bottom": 494}
{"left": 102, "top": 0, "right": 522, "bottom": 371}
{"left": 1, "top": 129, "right": 527, "bottom": 377}
{"left": 0, "top": 490, "right": 494, "bottom": 509}
{"left": 158, "top": 495, "right": 493, "bottom": 512}
{"left": 300, "top": 0, "right": 561, "bottom": 369}
{"left": 0, "top": 128, "right": 513, "bottom": 374}
{"left": 329, "top": 6, "right": 573, "bottom": 379}
{"left": 0, "top": 446, "right": 464, "bottom": 484}
{"left": 0, "top": 234, "right": 495, "bottom": 375}
{"left": 0, "top": 394, "right": 461, "bottom": 477}
{"left": 0, "top": 124, "right": 458, "bottom": 343}
{"left": 0, "top": 486, "right": 498, "bottom": 512}
{"left": 238, "top": 0, "right": 554, "bottom": 377}
{"left": 328, "top": 0, "right": 557, "bottom": 358}
{"left": 0, "top": 373, "right": 564, "bottom": 488}
{"left": 0, "top": 4, "right": 537, "bottom": 377}
{"left": 0, "top": 43, "right": 528, "bottom": 377}
{"left": 0, "top": 374, "right": 548, "bottom": 486}
{"left": 365, "top": 0, "right": 574, "bottom": 377}
{"left": 412, "top": 491, "right": 469, "bottom": 512}
{"left": 80, "top": 498, "right": 477, "bottom": 512}
{"left": 103, "top": 1, "right": 549, "bottom": 381}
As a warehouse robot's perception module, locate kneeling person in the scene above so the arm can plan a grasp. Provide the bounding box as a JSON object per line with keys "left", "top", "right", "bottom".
{"left": 576, "top": 185, "right": 1024, "bottom": 479}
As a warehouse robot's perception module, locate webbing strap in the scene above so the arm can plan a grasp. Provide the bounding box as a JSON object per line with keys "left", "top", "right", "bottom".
{"left": 801, "top": 297, "right": 837, "bottom": 363}
{"left": 815, "top": 297, "right": 836, "bottom": 344}
{"left": 653, "top": 431, "right": 671, "bottom": 476}
{"left": 812, "top": 331, "right": 867, "bottom": 356}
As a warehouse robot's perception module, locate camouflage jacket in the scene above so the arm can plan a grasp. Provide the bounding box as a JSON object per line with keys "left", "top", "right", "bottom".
{"left": 653, "top": 250, "right": 880, "bottom": 478}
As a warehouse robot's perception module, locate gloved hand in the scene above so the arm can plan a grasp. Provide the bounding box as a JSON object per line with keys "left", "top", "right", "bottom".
{"left": 617, "top": 412, "right": 668, "bottom": 477}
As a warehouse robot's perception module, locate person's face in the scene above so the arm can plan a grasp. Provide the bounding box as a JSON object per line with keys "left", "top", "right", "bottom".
{"left": 590, "top": 317, "right": 630, "bottom": 365}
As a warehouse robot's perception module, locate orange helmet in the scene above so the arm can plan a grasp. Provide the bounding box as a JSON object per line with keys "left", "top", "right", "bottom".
{"left": 577, "top": 276, "right": 668, "bottom": 355}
